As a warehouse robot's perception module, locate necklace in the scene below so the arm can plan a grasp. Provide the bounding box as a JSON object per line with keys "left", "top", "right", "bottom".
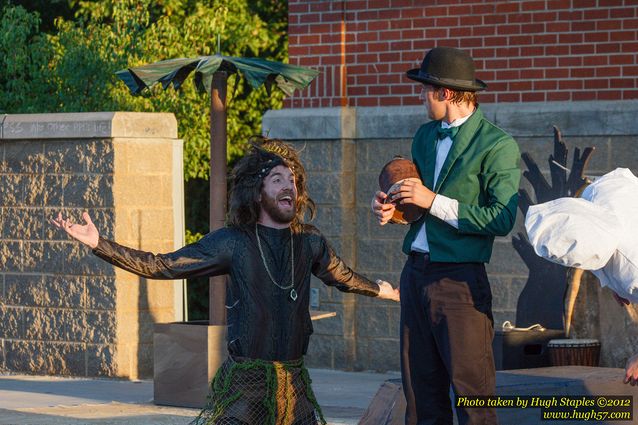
{"left": 255, "top": 223, "right": 297, "bottom": 301}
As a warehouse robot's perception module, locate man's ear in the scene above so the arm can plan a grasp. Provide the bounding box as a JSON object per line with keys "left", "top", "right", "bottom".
{"left": 439, "top": 87, "right": 451, "bottom": 101}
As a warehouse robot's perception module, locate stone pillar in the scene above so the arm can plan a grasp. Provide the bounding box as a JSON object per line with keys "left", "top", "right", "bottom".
{"left": 0, "top": 112, "right": 184, "bottom": 378}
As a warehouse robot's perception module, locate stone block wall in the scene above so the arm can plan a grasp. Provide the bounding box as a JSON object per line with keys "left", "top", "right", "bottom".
{"left": 263, "top": 100, "right": 638, "bottom": 371}
{"left": 0, "top": 112, "right": 184, "bottom": 378}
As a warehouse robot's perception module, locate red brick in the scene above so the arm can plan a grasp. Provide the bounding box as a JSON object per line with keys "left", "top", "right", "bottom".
{"left": 349, "top": 86, "right": 367, "bottom": 96}
{"left": 471, "top": 4, "right": 494, "bottom": 15}
{"left": 437, "top": 17, "right": 459, "bottom": 27}
{"left": 509, "top": 13, "right": 533, "bottom": 23}
{"left": 547, "top": 91, "right": 571, "bottom": 101}
{"left": 546, "top": 22, "right": 570, "bottom": 32}
{"left": 584, "top": 31, "right": 609, "bottom": 43}
{"left": 483, "top": 37, "right": 503, "bottom": 47}
{"left": 400, "top": 7, "right": 425, "bottom": 19}
{"left": 520, "top": 46, "right": 544, "bottom": 56}
{"left": 390, "top": 41, "right": 412, "bottom": 50}
{"left": 623, "top": 90, "right": 638, "bottom": 99}
{"left": 585, "top": 79, "right": 609, "bottom": 89}
{"left": 496, "top": 2, "right": 520, "bottom": 13}
{"left": 534, "top": 57, "right": 558, "bottom": 67}
{"left": 497, "top": 70, "right": 520, "bottom": 80}
{"left": 357, "top": 10, "right": 380, "bottom": 20}
{"left": 510, "top": 81, "right": 533, "bottom": 91}
{"left": 356, "top": 53, "right": 379, "bottom": 63}
{"left": 532, "top": 12, "right": 558, "bottom": 22}
{"left": 472, "top": 25, "right": 496, "bottom": 36}
{"left": 487, "top": 81, "right": 508, "bottom": 92}
{"left": 357, "top": 32, "right": 378, "bottom": 42}
{"left": 596, "top": 67, "right": 621, "bottom": 77}
{"left": 289, "top": 2, "right": 308, "bottom": 14}
{"left": 611, "top": 8, "right": 634, "bottom": 18}
{"left": 571, "top": 44, "right": 596, "bottom": 55}
{"left": 522, "top": 92, "right": 545, "bottom": 102}
{"left": 597, "top": 0, "right": 624, "bottom": 6}
{"left": 571, "top": 68, "right": 595, "bottom": 78}
{"left": 497, "top": 24, "right": 522, "bottom": 35}
{"left": 559, "top": 56, "right": 584, "bottom": 66}
{"left": 484, "top": 59, "right": 508, "bottom": 69}
{"left": 310, "top": 44, "right": 333, "bottom": 55}
{"left": 321, "top": 55, "right": 342, "bottom": 65}
{"left": 484, "top": 14, "right": 507, "bottom": 25}
{"left": 558, "top": 10, "right": 583, "bottom": 22}
{"left": 559, "top": 79, "right": 584, "bottom": 89}
{"left": 610, "top": 54, "right": 635, "bottom": 65}
{"left": 472, "top": 48, "right": 496, "bottom": 58}
{"left": 496, "top": 46, "right": 520, "bottom": 57}
{"left": 460, "top": 37, "right": 482, "bottom": 48}
{"left": 289, "top": 46, "right": 310, "bottom": 56}
{"left": 480, "top": 93, "right": 496, "bottom": 103}
{"left": 521, "top": 23, "right": 542, "bottom": 34}
{"left": 356, "top": 97, "right": 380, "bottom": 106}
{"left": 510, "top": 58, "right": 533, "bottom": 68}
{"left": 573, "top": 91, "right": 595, "bottom": 101}
{"left": 559, "top": 33, "right": 584, "bottom": 44}
{"left": 379, "top": 52, "right": 401, "bottom": 62}
{"left": 610, "top": 31, "right": 638, "bottom": 42}
{"left": 391, "top": 84, "right": 413, "bottom": 95}
{"left": 438, "top": 39, "right": 460, "bottom": 48}
{"left": 321, "top": 12, "right": 343, "bottom": 23}
{"left": 383, "top": 96, "right": 402, "bottom": 106}
{"left": 623, "top": 65, "right": 638, "bottom": 76}
{"left": 520, "top": 69, "right": 543, "bottom": 79}
{"left": 368, "top": 20, "right": 389, "bottom": 31}
{"left": 598, "top": 90, "right": 622, "bottom": 100}
{"left": 450, "top": 26, "right": 473, "bottom": 38}
{"left": 546, "top": 68, "right": 569, "bottom": 78}
{"left": 610, "top": 78, "right": 636, "bottom": 88}
{"left": 288, "top": 24, "right": 309, "bottom": 35}
{"left": 379, "top": 74, "right": 402, "bottom": 84}
{"left": 571, "top": 21, "right": 596, "bottom": 32}
{"left": 380, "top": 30, "right": 403, "bottom": 41}
{"left": 597, "top": 20, "right": 622, "bottom": 31}
{"left": 309, "top": 2, "right": 332, "bottom": 12}
{"left": 547, "top": 0, "right": 572, "bottom": 10}
{"left": 300, "top": 14, "right": 320, "bottom": 24}
{"left": 369, "top": 85, "right": 389, "bottom": 96}
{"left": 403, "top": 29, "right": 426, "bottom": 39}
{"left": 423, "top": 5, "right": 447, "bottom": 16}
{"left": 583, "top": 56, "right": 608, "bottom": 66}
{"left": 621, "top": 42, "right": 638, "bottom": 53}
{"left": 534, "top": 80, "right": 558, "bottom": 90}
{"left": 522, "top": 1, "right": 548, "bottom": 11}
{"left": 390, "top": 19, "right": 413, "bottom": 29}
{"left": 300, "top": 34, "right": 322, "bottom": 44}
{"left": 498, "top": 92, "right": 521, "bottom": 102}
{"left": 309, "top": 23, "right": 333, "bottom": 34}
{"left": 584, "top": 8, "right": 609, "bottom": 20}
{"left": 424, "top": 28, "right": 448, "bottom": 39}
{"left": 411, "top": 17, "right": 436, "bottom": 28}
{"left": 621, "top": 17, "right": 638, "bottom": 28}
{"left": 596, "top": 43, "right": 621, "bottom": 54}
{"left": 369, "top": 42, "right": 390, "bottom": 53}
{"left": 533, "top": 34, "right": 557, "bottom": 44}
{"left": 572, "top": 0, "right": 596, "bottom": 7}
{"left": 509, "top": 35, "right": 534, "bottom": 45}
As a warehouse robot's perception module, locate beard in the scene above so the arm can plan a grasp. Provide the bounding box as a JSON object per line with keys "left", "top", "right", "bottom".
{"left": 260, "top": 190, "right": 297, "bottom": 224}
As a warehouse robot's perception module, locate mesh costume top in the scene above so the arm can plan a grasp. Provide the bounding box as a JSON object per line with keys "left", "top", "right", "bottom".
{"left": 93, "top": 223, "right": 380, "bottom": 361}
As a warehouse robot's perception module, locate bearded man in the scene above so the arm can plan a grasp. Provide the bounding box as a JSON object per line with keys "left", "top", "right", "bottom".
{"left": 52, "top": 138, "right": 399, "bottom": 425}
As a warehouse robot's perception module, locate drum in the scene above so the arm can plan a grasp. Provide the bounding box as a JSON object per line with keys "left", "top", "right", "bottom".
{"left": 547, "top": 338, "right": 601, "bottom": 367}
{"left": 378, "top": 157, "right": 424, "bottom": 225}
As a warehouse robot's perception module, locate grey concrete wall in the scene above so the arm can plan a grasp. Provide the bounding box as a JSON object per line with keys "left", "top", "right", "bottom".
{"left": 0, "top": 112, "right": 184, "bottom": 378}
{"left": 263, "top": 101, "right": 638, "bottom": 371}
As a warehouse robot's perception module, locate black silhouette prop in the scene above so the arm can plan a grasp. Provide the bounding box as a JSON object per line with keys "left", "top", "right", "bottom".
{"left": 512, "top": 126, "right": 595, "bottom": 329}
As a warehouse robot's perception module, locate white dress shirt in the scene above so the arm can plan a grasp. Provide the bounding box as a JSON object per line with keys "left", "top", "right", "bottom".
{"left": 410, "top": 113, "right": 473, "bottom": 253}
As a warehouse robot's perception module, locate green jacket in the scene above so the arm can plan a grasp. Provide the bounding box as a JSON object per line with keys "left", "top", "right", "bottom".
{"left": 402, "top": 107, "right": 521, "bottom": 262}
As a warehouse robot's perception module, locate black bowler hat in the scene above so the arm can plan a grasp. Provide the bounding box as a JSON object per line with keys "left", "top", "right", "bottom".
{"left": 406, "top": 47, "right": 487, "bottom": 92}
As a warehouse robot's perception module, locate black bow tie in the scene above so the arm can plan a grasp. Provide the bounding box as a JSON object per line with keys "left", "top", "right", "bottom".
{"left": 437, "top": 125, "right": 459, "bottom": 140}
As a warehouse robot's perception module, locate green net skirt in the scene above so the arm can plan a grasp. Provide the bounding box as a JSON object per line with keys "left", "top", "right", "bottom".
{"left": 190, "top": 356, "right": 326, "bottom": 425}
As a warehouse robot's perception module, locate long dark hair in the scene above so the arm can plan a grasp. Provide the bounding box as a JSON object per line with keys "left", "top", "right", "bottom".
{"left": 227, "top": 137, "right": 316, "bottom": 233}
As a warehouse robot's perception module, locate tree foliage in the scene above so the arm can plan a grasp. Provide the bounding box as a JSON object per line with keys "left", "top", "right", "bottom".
{"left": 0, "top": 0, "right": 288, "bottom": 179}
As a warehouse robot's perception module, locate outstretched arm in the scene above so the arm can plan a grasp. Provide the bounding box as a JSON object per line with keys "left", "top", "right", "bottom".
{"left": 50, "top": 211, "right": 99, "bottom": 249}
{"left": 51, "top": 211, "right": 234, "bottom": 279}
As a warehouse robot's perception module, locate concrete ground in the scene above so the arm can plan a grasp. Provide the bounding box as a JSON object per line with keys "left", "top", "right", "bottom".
{"left": 0, "top": 368, "right": 401, "bottom": 425}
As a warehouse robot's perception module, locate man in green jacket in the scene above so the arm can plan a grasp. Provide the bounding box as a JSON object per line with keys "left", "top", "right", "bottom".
{"left": 372, "top": 47, "right": 521, "bottom": 425}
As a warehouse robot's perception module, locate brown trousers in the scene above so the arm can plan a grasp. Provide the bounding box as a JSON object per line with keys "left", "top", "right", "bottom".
{"left": 400, "top": 252, "right": 497, "bottom": 425}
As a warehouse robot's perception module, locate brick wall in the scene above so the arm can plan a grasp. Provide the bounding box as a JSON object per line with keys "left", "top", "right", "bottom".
{"left": 287, "top": 0, "right": 638, "bottom": 108}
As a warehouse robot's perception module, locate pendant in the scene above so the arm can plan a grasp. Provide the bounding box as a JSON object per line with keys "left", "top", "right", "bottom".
{"left": 290, "top": 288, "right": 298, "bottom": 301}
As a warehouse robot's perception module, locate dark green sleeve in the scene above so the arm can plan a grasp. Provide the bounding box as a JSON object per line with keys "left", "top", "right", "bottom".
{"left": 457, "top": 137, "right": 521, "bottom": 236}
